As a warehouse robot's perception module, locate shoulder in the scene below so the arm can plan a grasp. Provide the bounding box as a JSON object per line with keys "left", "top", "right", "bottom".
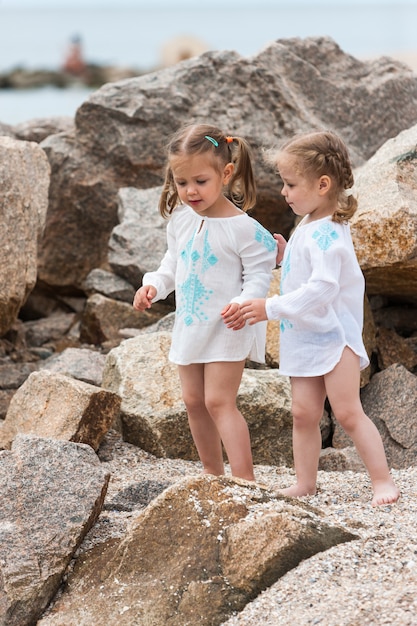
{"left": 168, "top": 203, "right": 193, "bottom": 228}
{"left": 170, "top": 203, "right": 190, "bottom": 219}
{"left": 305, "top": 219, "right": 349, "bottom": 254}
{"left": 234, "top": 214, "right": 276, "bottom": 252}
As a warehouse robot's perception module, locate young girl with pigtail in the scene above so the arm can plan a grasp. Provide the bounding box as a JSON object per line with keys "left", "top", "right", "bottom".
{"left": 241, "top": 130, "right": 400, "bottom": 506}
{"left": 133, "top": 123, "right": 277, "bottom": 481}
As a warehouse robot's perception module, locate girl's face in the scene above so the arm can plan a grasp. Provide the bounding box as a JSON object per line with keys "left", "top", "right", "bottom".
{"left": 170, "top": 153, "right": 234, "bottom": 217}
{"left": 277, "top": 155, "right": 333, "bottom": 222}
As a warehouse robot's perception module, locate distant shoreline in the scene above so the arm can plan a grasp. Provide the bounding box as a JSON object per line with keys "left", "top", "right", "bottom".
{"left": 1, "top": 48, "right": 416, "bottom": 91}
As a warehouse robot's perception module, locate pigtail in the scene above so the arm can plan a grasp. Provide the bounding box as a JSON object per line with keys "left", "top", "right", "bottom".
{"left": 226, "top": 136, "right": 257, "bottom": 212}
{"left": 333, "top": 192, "right": 358, "bottom": 224}
{"left": 331, "top": 148, "right": 358, "bottom": 223}
{"left": 159, "top": 165, "right": 179, "bottom": 218}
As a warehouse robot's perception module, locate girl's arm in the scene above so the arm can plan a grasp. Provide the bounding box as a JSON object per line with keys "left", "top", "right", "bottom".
{"left": 240, "top": 269, "right": 340, "bottom": 326}
{"left": 242, "top": 239, "right": 345, "bottom": 325}
{"left": 139, "top": 220, "right": 177, "bottom": 304}
{"left": 222, "top": 221, "right": 276, "bottom": 329}
{"left": 235, "top": 230, "right": 285, "bottom": 325}
{"left": 230, "top": 222, "right": 277, "bottom": 305}
{"left": 266, "top": 237, "right": 344, "bottom": 322}
{"left": 274, "top": 233, "right": 287, "bottom": 266}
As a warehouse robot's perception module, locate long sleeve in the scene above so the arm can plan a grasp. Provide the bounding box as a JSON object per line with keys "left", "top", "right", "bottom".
{"left": 265, "top": 248, "right": 342, "bottom": 326}
{"left": 230, "top": 219, "right": 277, "bottom": 304}
{"left": 142, "top": 218, "right": 176, "bottom": 302}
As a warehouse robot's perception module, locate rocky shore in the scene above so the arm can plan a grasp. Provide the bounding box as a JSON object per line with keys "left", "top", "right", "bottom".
{"left": 58, "top": 432, "right": 417, "bottom": 626}
{"left": 0, "top": 63, "right": 142, "bottom": 90}
{"left": 0, "top": 36, "right": 417, "bottom": 625}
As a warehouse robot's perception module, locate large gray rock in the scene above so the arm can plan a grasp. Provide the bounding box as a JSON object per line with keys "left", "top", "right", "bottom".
{"left": 79, "top": 292, "right": 166, "bottom": 347}
{"left": 22, "top": 311, "right": 76, "bottom": 348}
{"left": 108, "top": 186, "right": 167, "bottom": 288}
{"left": 82, "top": 267, "right": 136, "bottom": 303}
{"left": 351, "top": 123, "right": 417, "bottom": 303}
{"left": 0, "top": 370, "right": 120, "bottom": 451}
{"left": 13, "top": 116, "right": 75, "bottom": 143}
{"left": 0, "top": 434, "right": 110, "bottom": 626}
{"left": 40, "top": 347, "right": 107, "bottom": 386}
{"left": 0, "top": 137, "right": 50, "bottom": 336}
{"left": 38, "top": 474, "right": 356, "bottom": 626}
{"left": 38, "top": 37, "right": 417, "bottom": 291}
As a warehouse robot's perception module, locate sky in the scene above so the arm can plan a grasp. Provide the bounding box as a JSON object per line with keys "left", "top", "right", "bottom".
{"left": 2, "top": 0, "right": 417, "bottom": 5}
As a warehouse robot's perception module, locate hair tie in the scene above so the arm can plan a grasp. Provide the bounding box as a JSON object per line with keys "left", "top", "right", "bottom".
{"left": 225, "top": 136, "right": 234, "bottom": 144}
{"left": 204, "top": 135, "right": 219, "bottom": 147}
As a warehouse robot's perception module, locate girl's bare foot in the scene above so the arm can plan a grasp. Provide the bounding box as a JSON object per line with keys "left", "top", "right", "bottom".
{"left": 371, "top": 480, "right": 401, "bottom": 507}
{"left": 277, "top": 484, "right": 316, "bottom": 498}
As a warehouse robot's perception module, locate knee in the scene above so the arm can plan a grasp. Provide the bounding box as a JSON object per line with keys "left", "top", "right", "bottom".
{"left": 182, "top": 390, "right": 205, "bottom": 413}
{"left": 291, "top": 400, "right": 322, "bottom": 427}
{"left": 333, "top": 405, "right": 363, "bottom": 433}
{"left": 332, "top": 399, "right": 367, "bottom": 433}
{"left": 204, "top": 395, "right": 223, "bottom": 419}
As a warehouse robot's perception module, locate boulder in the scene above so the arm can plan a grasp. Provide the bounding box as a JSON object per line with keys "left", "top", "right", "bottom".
{"left": 79, "top": 293, "right": 166, "bottom": 347}
{"left": 37, "top": 474, "right": 357, "bottom": 626}
{"left": 13, "top": 116, "right": 75, "bottom": 143}
{"left": 40, "top": 346, "right": 107, "bottom": 386}
{"left": 0, "top": 137, "right": 50, "bottom": 336}
{"left": 376, "top": 326, "right": 417, "bottom": 371}
{"left": 0, "top": 370, "right": 120, "bottom": 451}
{"left": 351, "top": 123, "right": 417, "bottom": 303}
{"left": 108, "top": 186, "right": 168, "bottom": 288}
{"left": 0, "top": 434, "right": 110, "bottom": 626}
{"left": 82, "top": 268, "right": 136, "bottom": 303}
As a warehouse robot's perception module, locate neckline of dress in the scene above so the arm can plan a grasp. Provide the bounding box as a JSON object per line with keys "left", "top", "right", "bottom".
{"left": 185, "top": 204, "right": 246, "bottom": 220}
{"left": 298, "top": 214, "right": 332, "bottom": 228}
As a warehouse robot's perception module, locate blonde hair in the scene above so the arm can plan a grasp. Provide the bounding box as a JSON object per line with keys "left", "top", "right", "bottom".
{"left": 159, "top": 124, "right": 256, "bottom": 218}
{"left": 274, "top": 130, "right": 358, "bottom": 223}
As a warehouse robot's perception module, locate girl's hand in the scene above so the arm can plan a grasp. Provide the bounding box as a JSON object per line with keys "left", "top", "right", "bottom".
{"left": 133, "top": 285, "right": 157, "bottom": 311}
{"left": 240, "top": 299, "right": 267, "bottom": 325}
{"left": 274, "top": 233, "right": 287, "bottom": 266}
{"left": 221, "top": 302, "right": 245, "bottom": 331}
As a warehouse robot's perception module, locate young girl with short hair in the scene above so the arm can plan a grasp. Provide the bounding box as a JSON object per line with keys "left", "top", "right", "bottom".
{"left": 240, "top": 130, "right": 400, "bottom": 506}
{"left": 133, "top": 123, "right": 276, "bottom": 481}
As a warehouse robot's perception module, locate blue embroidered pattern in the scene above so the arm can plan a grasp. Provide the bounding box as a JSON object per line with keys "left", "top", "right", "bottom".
{"left": 201, "top": 230, "right": 218, "bottom": 274}
{"left": 255, "top": 224, "right": 276, "bottom": 252}
{"left": 177, "top": 229, "right": 217, "bottom": 325}
{"left": 281, "top": 248, "right": 291, "bottom": 284}
{"left": 312, "top": 222, "right": 339, "bottom": 250}
{"left": 177, "top": 222, "right": 275, "bottom": 327}
{"left": 280, "top": 318, "right": 293, "bottom": 333}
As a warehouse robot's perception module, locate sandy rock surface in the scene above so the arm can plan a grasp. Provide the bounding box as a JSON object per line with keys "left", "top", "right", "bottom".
{"left": 65, "top": 431, "right": 417, "bottom": 626}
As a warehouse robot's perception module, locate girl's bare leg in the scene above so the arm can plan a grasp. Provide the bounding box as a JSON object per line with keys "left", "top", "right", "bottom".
{"left": 178, "top": 363, "right": 224, "bottom": 476}
{"left": 325, "top": 348, "right": 400, "bottom": 507}
{"left": 278, "top": 376, "right": 326, "bottom": 497}
{"left": 204, "top": 360, "right": 255, "bottom": 481}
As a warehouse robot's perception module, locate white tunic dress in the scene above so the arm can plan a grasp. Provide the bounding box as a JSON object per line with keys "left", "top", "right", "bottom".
{"left": 265, "top": 215, "right": 370, "bottom": 376}
{"left": 143, "top": 204, "right": 277, "bottom": 365}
